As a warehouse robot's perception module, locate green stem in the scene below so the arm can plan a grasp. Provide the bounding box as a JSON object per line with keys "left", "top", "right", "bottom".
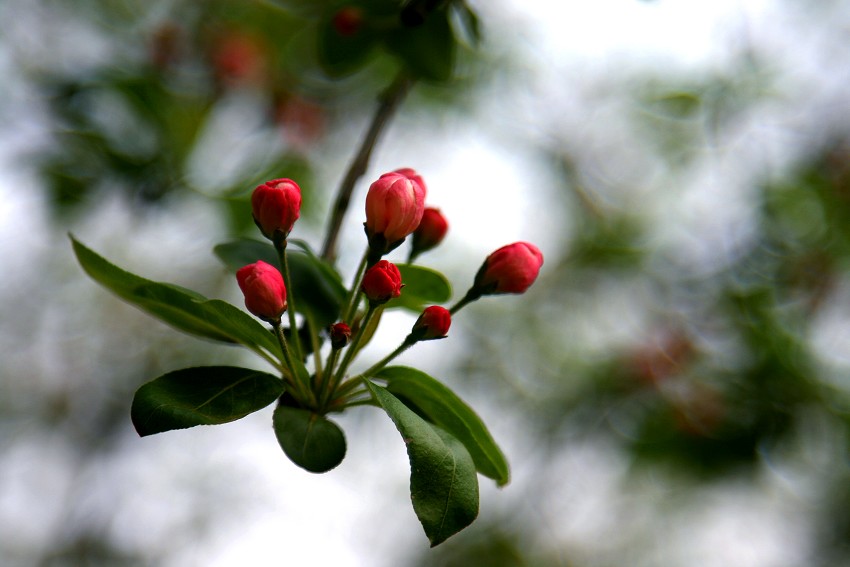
{"left": 330, "top": 333, "right": 416, "bottom": 408}
{"left": 361, "top": 335, "right": 416, "bottom": 379}
{"left": 449, "top": 288, "right": 481, "bottom": 315}
{"left": 306, "top": 313, "right": 323, "bottom": 380}
{"left": 328, "top": 304, "right": 379, "bottom": 401}
{"left": 343, "top": 248, "right": 369, "bottom": 324}
{"left": 273, "top": 321, "right": 314, "bottom": 407}
{"left": 276, "top": 239, "right": 303, "bottom": 360}
{"left": 321, "top": 72, "right": 414, "bottom": 264}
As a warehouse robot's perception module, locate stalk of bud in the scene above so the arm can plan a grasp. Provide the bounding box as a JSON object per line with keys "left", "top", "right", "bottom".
{"left": 361, "top": 260, "right": 403, "bottom": 305}
{"left": 236, "top": 261, "right": 287, "bottom": 323}
{"left": 251, "top": 178, "right": 302, "bottom": 242}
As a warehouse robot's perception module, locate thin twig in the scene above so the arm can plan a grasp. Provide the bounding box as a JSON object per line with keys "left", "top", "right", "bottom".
{"left": 321, "top": 73, "right": 414, "bottom": 263}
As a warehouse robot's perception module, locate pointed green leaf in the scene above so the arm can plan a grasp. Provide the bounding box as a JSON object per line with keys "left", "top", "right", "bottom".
{"left": 273, "top": 405, "right": 347, "bottom": 473}
{"left": 71, "top": 236, "right": 282, "bottom": 364}
{"left": 366, "top": 381, "right": 479, "bottom": 546}
{"left": 131, "top": 366, "right": 284, "bottom": 436}
{"left": 389, "top": 264, "right": 452, "bottom": 312}
{"left": 376, "top": 366, "right": 510, "bottom": 486}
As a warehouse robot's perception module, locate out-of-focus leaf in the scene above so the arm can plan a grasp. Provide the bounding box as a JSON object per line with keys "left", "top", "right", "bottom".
{"left": 131, "top": 366, "right": 284, "bottom": 436}
{"left": 388, "top": 264, "right": 452, "bottom": 311}
{"left": 384, "top": 9, "right": 456, "bottom": 82}
{"left": 318, "top": 11, "right": 378, "bottom": 77}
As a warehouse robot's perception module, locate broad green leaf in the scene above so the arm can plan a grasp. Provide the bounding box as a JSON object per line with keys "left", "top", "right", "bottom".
{"left": 273, "top": 405, "right": 347, "bottom": 473}
{"left": 389, "top": 264, "right": 452, "bottom": 312}
{"left": 131, "top": 366, "right": 284, "bottom": 436}
{"left": 377, "top": 366, "right": 510, "bottom": 486}
{"left": 384, "top": 9, "right": 456, "bottom": 82}
{"left": 214, "top": 239, "right": 346, "bottom": 327}
{"left": 72, "top": 237, "right": 282, "bottom": 364}
{"left": 366, "top": 381, "right": 479, "bottom": 547}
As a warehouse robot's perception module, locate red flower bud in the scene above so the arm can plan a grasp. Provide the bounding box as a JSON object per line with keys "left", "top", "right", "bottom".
{"left": 473, "top": 242, "right": 544, "bottom": 295}
{"left": 332, "top": 6, "right": 364, "bottom": 37}
{"left": 365, "top": 169, "right": 426, "bottom": 252}
{"left": 236, "top": 261, "right": 287, "bottom": 322}
{"left": 411, "top": 207, "right": 448, "bottom": 257}
{"left": 251, "top": 178, "right": 302, "bottom": 240}
{"left": 361, "top": 260, "right": 403, "bottom": 305}
{"left": 329, "top": 322, "right": 352, "bottom": 350}
{"left": 411, "top": 306, "right": 451, "bottom": 340}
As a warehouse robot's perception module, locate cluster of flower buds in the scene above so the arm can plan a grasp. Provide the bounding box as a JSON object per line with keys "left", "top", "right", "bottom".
{"left": 235, "top": 167, "right": 542, "bottom": 413}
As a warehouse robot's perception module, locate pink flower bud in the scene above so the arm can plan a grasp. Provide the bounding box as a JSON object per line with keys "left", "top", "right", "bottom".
{"left": 365, "top": 169, "right": 426, "bottom": 252}
{"left": 411, "top": 306, "right": 451, "bottom": 340}
{"left": 332, "top": 6, "right": 364, "bottom": 37}
{"left": 411, "top": 207, "right": 448, "bottom": 257}
{"left": 251, "top": 178, "right": 302, "bottom": 240}
{"left": 361, "top": 260, "right": 403, "bottom": 305}
{"left": 329, "top": 322, "right": 352, "bottom": 350}
{"left": 473, "top": 242, "right": 544, "bottom": 295}
{"left": 236, "top": 261, "right": 287, "bottom": 322}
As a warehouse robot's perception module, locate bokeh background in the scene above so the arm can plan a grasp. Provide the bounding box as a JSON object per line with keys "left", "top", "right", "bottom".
{"left": 3, "top": 0, "right": 850, "bottom": 565}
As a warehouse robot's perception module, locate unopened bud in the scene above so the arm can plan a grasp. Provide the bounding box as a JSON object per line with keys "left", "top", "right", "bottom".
{"left": 329, "top": 322, "right": 352, "bottom": 350}
{"left": 411, "top": 306, "right": 451, "bottom": 341}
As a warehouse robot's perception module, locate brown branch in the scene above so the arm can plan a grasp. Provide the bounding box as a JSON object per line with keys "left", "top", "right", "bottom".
{"left": 320, "top": 73, "right": 414, "bottom": 263}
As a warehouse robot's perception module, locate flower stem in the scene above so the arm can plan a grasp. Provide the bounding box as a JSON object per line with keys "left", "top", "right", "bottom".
{"left": 275, "top": 239, "right": 303, "bottom": 360}
{"left": 273, "top": 321, "right": 311, "bottom": 406}
{"left": 448, "top": 288, "right": 481, "bottom": 315}
{"left": 331, "top": 334, "right": 416, "bottom": 407}
{"left": 342, "top": 249, "right": 369, "bottom": 324}
{"left": 326, "top": 304, "right": 379, "bottom": 404}
{"left": 321, "top": 72, "right": 414, "bottom": 264}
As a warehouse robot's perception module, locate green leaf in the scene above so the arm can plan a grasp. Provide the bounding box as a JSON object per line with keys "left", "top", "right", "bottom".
{"left": 453, "top": 1, "right": 482, "bottom": 47}
{"left": 389, "top": 264, "right": 452, "bottom": 311}
{"left": 365, "top": 381, "right": 479, "bottom": 547}
{"left": 131, "top": 366, "right": 284, "bottom": 436}
{"left": 273, "top": 405, "right": 347, "bottom": 473}
{"left": 317, "top": 12, "right": 378, "bottom": 77}
{"left": 214, "top": 239, "right": 347, "bottom": 327}
{"left": 377, "top": 366, "right": 510, "bottom": 486}
{"left": 71, "top": 236, "right": 283, "bottom": 364}
{"left": 213, "top": 238, "right": 279, "bottom": 270}
{"left": 384, "top": 9, "right": 456, "bottom": 82}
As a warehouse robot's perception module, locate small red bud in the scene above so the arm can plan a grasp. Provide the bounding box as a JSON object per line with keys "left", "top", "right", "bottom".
{"left": 330, "top": 322, "right": 352, "bottom": 350}
{"left": 332, "top": 7, "right": 364, "bottom": 37}
{"left": 411, "top": 306, "right": 451, "bottom": 340}
{"left": 411, "top": 207, "right": 448, "bottom": 258}
{"left": 361, "top": 260, "right": 403, "bottom": 305}
{"left": 365, "top": 169, "right": 427, "bottom": 255}
{"left": 251, "top": 178, "right": 302, "bottom": 241}
{"left": 236, "top": 261, "right": 287, "bottom": 322}
{"left": 473, "top": 242, "right": 544, "bottom": 295}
